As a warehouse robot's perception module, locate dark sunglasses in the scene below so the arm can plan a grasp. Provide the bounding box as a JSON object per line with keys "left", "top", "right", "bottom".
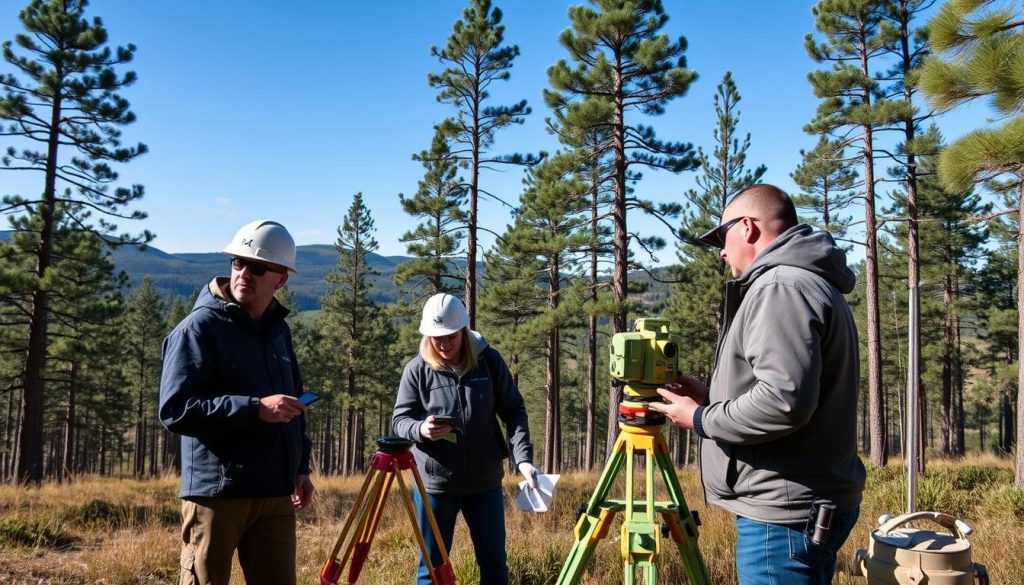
{"left": 230, "top": 257, "right": 285, "bottom": 276}
{"left": 698, "top": 216, "right": 745, "bottom": 248}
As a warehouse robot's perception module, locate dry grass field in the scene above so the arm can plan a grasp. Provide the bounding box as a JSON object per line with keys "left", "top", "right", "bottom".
{"left": 1, "top": 453, "right": 1022, "bottom": 584}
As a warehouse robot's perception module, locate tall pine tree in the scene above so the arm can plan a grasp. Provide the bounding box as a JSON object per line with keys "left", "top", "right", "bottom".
{"left": 316, "top": 194, "right": 382, "bottom": 474}
{"left": 919, "top": 0, "right": 1024, "bottom": 485}
{"left": 547, "top": 0, "right": 698, "bottom": 452}
{"left": 508, "top": 151, "right": 592, "bottom": 473}
{"left": 805, "top": 0, "right": 899, "bottom": 466}
{"left": 0, "top": 0, "right": 149, "bottom": 483}
{"left": 396, "top": 128, "right": 467, "bottom": 297}
{"left": 670, "top": 71, "right": 765, "bottom": 383}
{"left": 791, "top": 135, "right": 857, "bottom": 236}
{"left": 426, "top": 0, "right": 539, "bottom": 328}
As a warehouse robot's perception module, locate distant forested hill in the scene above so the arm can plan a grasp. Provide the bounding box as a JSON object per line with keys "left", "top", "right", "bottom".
{"left": 0, "top": 231, "right": 673, "bottom": 311}
{"left": 0, "top": 231, "right": 414, "bottom": 311}
{"left": 115, "top": 243, "right": 423, "bottom": 310}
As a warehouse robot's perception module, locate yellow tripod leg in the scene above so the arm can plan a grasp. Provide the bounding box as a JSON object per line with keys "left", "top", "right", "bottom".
{"left": 396, "top": 465, "right": 455, "bottom": 585}
{"left": 320, "top": 465, "right": 386, "bottom": 585}
{"left": 347, "top": 466, "right": 398, "bottom": 582}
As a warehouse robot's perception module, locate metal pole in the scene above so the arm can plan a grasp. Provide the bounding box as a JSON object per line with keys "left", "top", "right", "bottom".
{"left": 906, "top": 286, "right": 919, "bottom": 513}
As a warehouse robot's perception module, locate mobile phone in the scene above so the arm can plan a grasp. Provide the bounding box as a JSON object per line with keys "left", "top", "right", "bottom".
{"left": 297, "top": 391, "right": 321, "bottom": 406}
{"left": 432, "top": 415, "right": 456, "bottom": 426}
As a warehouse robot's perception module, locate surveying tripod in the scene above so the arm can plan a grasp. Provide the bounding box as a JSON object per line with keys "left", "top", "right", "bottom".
{"left": 555, "top": 397, "right": 711, "bottom": 585}
{"left": 320, "top": 437, "right": 456, "bottom": 585}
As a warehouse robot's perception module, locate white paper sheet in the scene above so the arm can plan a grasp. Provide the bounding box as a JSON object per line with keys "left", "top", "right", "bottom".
{"left": 514, "top": 473, "right": 560, "bottom": 512}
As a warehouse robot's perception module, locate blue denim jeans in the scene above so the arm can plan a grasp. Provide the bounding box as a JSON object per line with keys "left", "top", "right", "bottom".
{"left": 413, "top": 487, "right": 508, "bottom": 585}
{"left": 734, "top": 507, "right": 859, "bottom": 585}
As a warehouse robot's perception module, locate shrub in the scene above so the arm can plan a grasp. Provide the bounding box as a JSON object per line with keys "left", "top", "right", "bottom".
{"left": 68, "top": 499, "right": 156, "bottom": 530}
{"left": 979, "top": 486, "right": 1024, "bottom": 521}
{"left": 0, "top": 516, "right": 75, "bottom": 549}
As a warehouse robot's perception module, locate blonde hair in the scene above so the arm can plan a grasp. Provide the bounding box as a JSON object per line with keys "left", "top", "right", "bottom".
{"left": 419, "top": 327, "right": 478, "bottom": 372}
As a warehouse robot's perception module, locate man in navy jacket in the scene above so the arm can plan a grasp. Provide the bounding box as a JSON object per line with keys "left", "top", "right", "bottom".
{"left": 160, "top": 220, "right": 314, "bottom": 585}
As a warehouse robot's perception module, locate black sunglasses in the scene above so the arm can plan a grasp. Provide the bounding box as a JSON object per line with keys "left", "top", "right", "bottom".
{"left": 231, "top": 257, "right": 285, "bottom": 276}
{"left": 698, "top": 216, "right": 745, "bottom": 248}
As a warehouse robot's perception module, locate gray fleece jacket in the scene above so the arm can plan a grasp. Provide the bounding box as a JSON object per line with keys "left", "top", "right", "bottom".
{"left": 391, "top": 332, "right": 533, "bottom": 495}
{"left": 694, "top": 224, "right": 866, "bottom": 523}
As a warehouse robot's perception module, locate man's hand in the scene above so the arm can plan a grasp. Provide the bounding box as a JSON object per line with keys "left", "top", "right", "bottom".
{"left": 418, "top": 415, "right": 453, "bottom": 441}
{"left": 648, "top": 374, "right": 709, "bottom": 430}
{"left": 518, "top": 462, "right": 539, "bottom": 490}
{"left": 292, "top": 474, "right": 314, "bottom": 510}
{"left": 648, "top": 390, "right": 701, "bottom": 429}
{"left": 259, "top": 394, "right": 305, "bottom": 423}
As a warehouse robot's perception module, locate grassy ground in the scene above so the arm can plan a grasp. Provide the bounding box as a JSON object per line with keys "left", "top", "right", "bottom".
{"left": 1, "top": 453, "right": 1021, "bottom": 584}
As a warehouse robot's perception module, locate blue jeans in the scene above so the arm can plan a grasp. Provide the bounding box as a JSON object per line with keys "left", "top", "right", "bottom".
{"left": 412, "top": 487, "right": 508, "bottom": 585}
{"left": 734, "top": 507, "right": 859, "bottom": 585}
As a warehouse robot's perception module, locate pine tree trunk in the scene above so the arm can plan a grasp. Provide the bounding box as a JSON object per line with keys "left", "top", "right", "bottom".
{"left": 953, "top": 308, "right": 965, "bottom": 456}
{"left": 941, "top": 276, "right": 954, "bottom": 455}
{"left": 862, "top": 123, "right": 886, "bottom": 467}
{"left": 1015, "top": 181, "right": 1024, "bottom": 487}
{"left": 346, "top": 403, "right": 356, "bottom": 476}
{"left": 608, "top": 59, "right": 627, "bottom": 457}
{"left": 63, "top": 362, "right": 76, "bottom": 480}
{"left": 3, "top": 382, "right": 16, "bottom": 480}
{"left": 466, "top": 88, "right": 481, "bottom": 329}
{"left": 339, "top": 402, "right": 348, "bottom": 476}
{"left": 545, "top": 256, "right": 562, "bottom": 473}
{"left": 18, "top": 94, "right": 63, "bottom": 484}
{"left": 585, "top": 173, "right": 600, "bottom": 471}
{"left": 901, "top": 18, "right": 923, "bottom": 474}
{"left": 355, "top": 407, "right": 365, "bottom": 472}
{"left": 586, "top": 314, "right": 597, "bottom": 470}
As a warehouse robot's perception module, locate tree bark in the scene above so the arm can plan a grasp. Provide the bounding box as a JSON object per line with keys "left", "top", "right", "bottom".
{"left": 1016, "top": 181, "right": 1024, "bottom": 487}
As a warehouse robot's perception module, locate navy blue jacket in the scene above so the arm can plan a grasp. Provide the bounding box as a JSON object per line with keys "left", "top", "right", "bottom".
{"left": 159, "top": 278, "right": 311, "bottom": 498}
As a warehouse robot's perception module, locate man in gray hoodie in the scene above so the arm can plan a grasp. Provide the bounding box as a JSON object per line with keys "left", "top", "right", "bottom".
{"left": 650, "top": 184, "right": 865, "bottom": 585}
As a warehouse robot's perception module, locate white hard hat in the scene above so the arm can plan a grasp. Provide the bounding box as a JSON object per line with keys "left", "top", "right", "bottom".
{"left": 221, "top": 219, "right": 297, "bottom": 272}
{"left": 419, "top": 293, "right": 469, "bottom": 336}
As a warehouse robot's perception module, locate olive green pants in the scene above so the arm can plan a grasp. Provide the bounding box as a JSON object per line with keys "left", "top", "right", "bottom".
{"left": 179, "top": 496, "right": 296, "bottom": 585}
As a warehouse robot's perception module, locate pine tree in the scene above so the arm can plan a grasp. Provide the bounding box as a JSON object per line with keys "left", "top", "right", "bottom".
{"left": 316, "top": 194, "right": 382, "bottom": 474}
{"left": 547, "top": 0, "right": 698, "bottom": 453}
{"left": 4, "top": 209, "right": 128, "bottom": 479}
{"left": 123, "top": 278, "right": 165, "bottom": 477}
{"left": 0, "top": 0, "right": 149, "bottom": 483}
{"left": 791, "top": 135, "right": 858, "bottom": 235}
{"left": 878, "top": 0, "right": 936, "bottom": 476}
{"left": 919, "top": 0, "right": 1024, "bottom": 485}
{"left": 396, "top": 129, "right": 467, "bottom": 297}
{"left": 426, "top": 0, "right": 540, "bottom": 328}
{"left": 974, "top": 211, "right": 1019, "bottom": 455}
{"left": 543, "top": 90, "right": 616, "bottom": 470}
{"left": 670, "top": 71, "right": 765, "bottom": 381}
{"left": 805, "top": 0, "right": 900, "bottom": 467}
{"left": 507, "top": 152, "right": 592, "bottom": 473}
{"left": 665, "top": 72, "right": 764, "bottom": 466}
{"left": 887, "top": 127, "right": 990, "bottom": 458}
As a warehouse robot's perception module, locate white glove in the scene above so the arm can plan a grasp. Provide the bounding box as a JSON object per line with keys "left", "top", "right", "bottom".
{"left": 518, "top": 462, "right": 539, "bottom": 489}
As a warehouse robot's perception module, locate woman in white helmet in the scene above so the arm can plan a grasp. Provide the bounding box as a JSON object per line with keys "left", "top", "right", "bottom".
{"left": 392, "top": 293, "right": 538, "bottom": 585}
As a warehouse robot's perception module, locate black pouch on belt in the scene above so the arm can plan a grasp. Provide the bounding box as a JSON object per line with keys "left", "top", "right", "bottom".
{"left": 805, "top": 499, "right": 837, "bottom": 546}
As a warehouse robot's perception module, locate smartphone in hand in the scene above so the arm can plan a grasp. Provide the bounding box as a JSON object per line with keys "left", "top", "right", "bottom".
{"left": 297, "top": 391, "right": 321, "bottom": 406}
{"left": 432, "top": 415, "right": 456, "bottom": 427}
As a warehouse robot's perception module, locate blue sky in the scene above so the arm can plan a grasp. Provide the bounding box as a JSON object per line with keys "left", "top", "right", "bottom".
{"left": 0, "top": 1, "right": 995, "bottom": 264}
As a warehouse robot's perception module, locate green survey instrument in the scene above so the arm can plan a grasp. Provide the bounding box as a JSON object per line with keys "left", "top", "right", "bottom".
{"left": 555, "top": 318, "right": 710, "bottom": 585}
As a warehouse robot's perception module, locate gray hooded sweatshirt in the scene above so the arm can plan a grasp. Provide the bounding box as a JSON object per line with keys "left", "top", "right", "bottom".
{"left": 694, "top": 224, "right": 866, "bottom": 524}
{"left": 392, "top": 331, "right": 533, "bottom": 495}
